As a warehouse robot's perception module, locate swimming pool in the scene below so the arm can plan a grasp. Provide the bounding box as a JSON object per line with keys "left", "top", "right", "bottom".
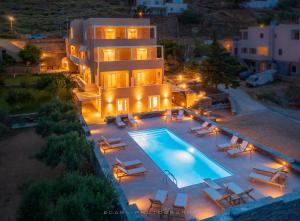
{"left": 128, "top": 128, "right": 232, "bottom": 188}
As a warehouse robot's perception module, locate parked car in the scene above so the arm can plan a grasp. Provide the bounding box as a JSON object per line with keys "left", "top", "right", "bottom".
{"left": 239, "top": 70, "right": 253, "bottom": 80}
{"left": 246, "top": 69, "right": 276, "bottom": 87}
{"left": 29, "top": 35, "right": 47, "bottom": 40}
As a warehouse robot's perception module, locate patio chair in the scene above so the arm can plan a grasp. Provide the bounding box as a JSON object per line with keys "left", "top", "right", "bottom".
{"left": 115, "top": 116, "right": 126, "bottom": 128}
{"left": 164, "top": 109, "right": 172, "bottom": 122}
{"left": 204, "top": 178, "right": 222, "bottom": 190}
{"left": 217, "top": 135, "right": 239, "bottom": 151}
{"left": 114, "top": 165, "right": 147, "bottom": 182}
{"left": 127, "top": 114, "right": 138, "bottom": 127}
{"left": 253, "top": 165, "right": 286, "bottom": 175}
{"left": 203, "top": 187, "right": 234, "bottom": 211}
{"left": 176, "top": 109, "right": 184, "bottom": 121}
{"left": 190, "top": 121, "right": 209, "bottom": 133}
{"left": 171, "top": 193, "right": 188, "bottom": 220}
{"left": 147, "top": 190, "right": 168, "bottom": 215}
{"left": 227, "top": 140, "right": 252, "bottom": 157}
{"left": 224, "top": 182, "right": 256, "bottom": 201}
{"left": 98, "top": 135, "right": 122, "bottom": 145}
{"left": 196, "top": 125, "right": 217, "bottom": 137}
{"left": 114, "top": 157, "right": 142, "bottom": 169}
{"left": 249, "top": 171, "right": 287, "bottom": 190}
{"left": 100, "top": 140, "right": 127, "bottom": 154}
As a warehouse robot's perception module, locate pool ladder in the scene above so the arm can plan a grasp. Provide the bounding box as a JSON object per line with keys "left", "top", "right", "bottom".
{"left": 163, "top": 170, "right": 178, "bottom": 186}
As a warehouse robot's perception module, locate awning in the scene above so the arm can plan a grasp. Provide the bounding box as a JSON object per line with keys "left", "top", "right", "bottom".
{"left": 79, "top": 46, "right": 86, "bottom": 52}
{"left": 74, "top": 91, "right": 101, "bottom": 102}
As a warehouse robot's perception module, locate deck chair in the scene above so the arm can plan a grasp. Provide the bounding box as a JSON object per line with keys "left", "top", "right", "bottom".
{"left": 227, "top": 140, "right": 252, "bottom": 157}
{"left": 253, "top": 165, "right": 286, "bottom": 175}
{"left": 164, "top": 109, "right": 172, "bottom": 122}
{"left": 249, "top": 171, "right": 287, "bottom": 190}
{"left": 176, "top": 109, "right": 184, "bottom": 121}
{"left": 217, "top": 135, "right": 239, "bottom": 151}
{"left": 204, "top": 178, "right": 222, "bottom": 190}
{"left": 224, "top": 182, "right": 256, "bottom": 201}
{"left": 196, "top": 125, "right": 217, "bottom": 137}
{"left": 147, "top": 190, "right": 168, "bottom": 214}
{"left": 114, "top": 165, "right": 147, "bottom": 182}
{"left": 98, "top": 135, "right": 122, "bottom": 145}
{"left": 114, "top": 158, "right": 142, "bottom": 169}
{"left": 127, "top": 114, "right": 138, "bottom": 127}
{"left": 203, "top": 187, "right": 233, "bottom": 211}
{"left": 190, "top": 121, "right": 209, "bottom": 133}
{"left": 115, "top": 116, "right": 126, "bottom": 128}
{"left": 171, "top": 193, "right": 188, "bottom": 220}
{"left": 100, "top": 140, "right": 127, "bottom": 154}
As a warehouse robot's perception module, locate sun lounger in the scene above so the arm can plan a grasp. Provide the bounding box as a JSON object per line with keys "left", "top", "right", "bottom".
{"left": 227, "top": 140, "right": 252, "bottom": 157}
{"left": 98, "top": 135, "right": 122, "bottom": 145}
{"left": 203, "top": 187, "right": 234, "bottom": 211}
{"left": 249, "top": 171, "right": 287, "bottom": 190}
{"left": 204, "top": 178, "right": 222, "bottom": 190}
{"left": 190, "top": 121, "right": 209, "bottom": 133}
{"left": 100, "top": 140, "right": 127, "bottom": 154}
{"left": 217, "top": 135, "right": 239, "bottom": 151}
{"left": 114, "top": 158, "right": 142, "bottom": 169}
{"left": 171, "top": 193, "right": 188, "bottom": 219}
{"left": 164, "top": 109, "right": 172, "bottom": 121}
{"left": 196, "top": 125, "right": 217, "bottom": 137}
{"left": 115, "top": 116, "right": 126, "bottom": 128}
{"left": 176, "top": 109, "right": 184, "bottom": 121}
{"left": 147, "top": 190, "right": 168, "bottom": 214}
{"left": 127, "top": 114, "right": 138, "bottom": 126}
{"left": 253, "top": 165, "right": 286, "bottom": 175}
{"left": 224, "top": 182, "right": 256, "bottom": 201}
{"left": 114, "top": 165, "right": 147, "bottom": 181}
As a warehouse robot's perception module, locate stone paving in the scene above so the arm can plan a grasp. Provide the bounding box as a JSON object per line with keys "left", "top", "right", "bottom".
{"left": 88, "top": 116, "right": 300, "bottom": 220}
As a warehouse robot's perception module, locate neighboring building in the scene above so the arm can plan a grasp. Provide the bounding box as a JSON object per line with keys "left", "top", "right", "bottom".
{"left": 244, "top": 0, "right": 278, "bottom": 9}
{"left": 221, "top": 21, "right": 300, "bottom": 76}
{"left": 135, "top": 0, "right": 187, "bottom": 15}
{"left": 66, "top": 18, "right": 172, "bottom": 118}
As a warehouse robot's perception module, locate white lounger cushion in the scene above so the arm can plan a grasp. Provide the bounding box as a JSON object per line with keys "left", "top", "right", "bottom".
{"left": 116, "top": 158, "right": 141, "bottom": 168}
{"left": 190, "top": 122, "right": 209, "bottom": 132}
{"left": 254, "top": 165, "right": 284, "bottom": 174}
{"left": 217, "top": 136, "right": 238, "bottom": 150}
{"left": 117, "top": 166, "right": 146, "bottom": 175}
{"left": 249, "top": 172, "right": 272, "bottom": 182}
{"left": 196, "top": 125, "right": 216, "bottom": 136}
{"left": 99, "top": 136, "right": 122, "bottom": 144}
{"left": 154, "top": 190, "right": 168, "bottom": 204}
{"left": 109, "top": 142, "right": 127, "bottom": 148}
{"left": 174, "top": 193, "right": 188, "bottom": 208}
{"left": 204, "top": 178, "right": 222, "bottom": 190}
{"left": 203, "top": 187, "right": 223, "bottom": 201}
{"left": 227, "top": 140, "right": 249, "bottom": 155}
{"left": 224, "top": 182, "right": 245, "bottom": 195}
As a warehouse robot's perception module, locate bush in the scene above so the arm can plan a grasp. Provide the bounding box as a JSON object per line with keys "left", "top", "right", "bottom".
{"left": 35, "top": 75, "right": 55, "bottom": 90}
{"left": 2, "top": 53, "right": 16, "bottom": 66}
{"left": 178, "top": 9, "right": 202, "bottom": 25}
{"left": 36, "top": 132, "right": 92, "bottom": 172}
{"left": 5, "top": 89, "right": 34, "bottom": 105}
{"left": 18, "top": 174, "right": 120, "bottom": 221}
{"left": 19, "top": 44, "right": 42, "bottom": 65}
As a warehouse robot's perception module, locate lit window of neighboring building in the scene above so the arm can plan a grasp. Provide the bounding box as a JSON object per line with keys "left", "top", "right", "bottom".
{"left": 258, "top": 47, "right": 269, "bottom": 56}
{"left": 106, "top": 72, "right": 117, "bottom": 88}
{"left": 149, "top": 95, "right": 160, "bottom": 111}
{"left": 117, "top": 98, "right": 128, "bottom": 114}
{"left": 104, "top": 28, "right": 116, "bottom": 39}
{"left": 136, "top": 71, "right": 145, "bottom": 85}
{"left": 128, "top": 28, "right": 138, "bottom": 39}
{"left": 103, "top": 49, "right": 115, "bottom": 61}
{"left": 136, "top": 48, "right": 148, "bottom": 60}
{"left": 70, "top": 27, "right": 74, "bottom": 39}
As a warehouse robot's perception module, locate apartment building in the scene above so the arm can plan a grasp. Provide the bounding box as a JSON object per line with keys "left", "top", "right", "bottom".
{"left": 244, "top": 0, "right": 278, "bottom": 9}
{"left": 135, "top": 0, "right": 187, "bottom": 15}
{"left": 66, "top": 18, "right": 172, "bottom": 118}
{"left": 222, "top": 21, "right": 300, "bottom": 76}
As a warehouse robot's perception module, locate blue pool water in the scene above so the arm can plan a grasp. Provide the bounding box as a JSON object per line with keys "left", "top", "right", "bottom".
{"left": 128, "top": 128, "right": 232, "bottom": 188}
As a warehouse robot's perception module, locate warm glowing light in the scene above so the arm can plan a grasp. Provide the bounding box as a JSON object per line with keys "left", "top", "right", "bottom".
{"left": 178, "top": 75, "right": 183, "bottom": 81}
{"left": 8, "top": 16, "right": 14, "bottom": 21}
{"left": 181, "top": 102, "right": 185, "bottom": 106}
{"left": 163, "top": 92, "right": 169, "bottom": 98}
{"left": 138, "top": 11, "right": 143, "bottom": 17}
{"left": 181, "top": 84, "right": 187, "bottom": 89}
{"left": 136, "top": 94, "right": 142, "bottom": 101}
{"left": 259, "top": 24, "right": 265, "bottom": 28}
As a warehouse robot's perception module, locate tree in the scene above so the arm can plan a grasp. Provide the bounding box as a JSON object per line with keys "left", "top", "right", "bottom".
{"left": 19, "top": 44, "right": 42, "bottom": 65}
{"left": 199, "top": 40, "right": 241, "bottom": 89}
{"left": 133, "top": 5, "right": 151, "bottom": 17}
{"left": 37, "top": 132, "right": 92, "bottom": 172}
{"left": 225, "top": 0, "right": 248, "bottom": 8}
{"left": 178, "top": 9, "right": 202, "bottom": 25}
{"left": 18, "top": 174, "right": 120, "bottom": 221}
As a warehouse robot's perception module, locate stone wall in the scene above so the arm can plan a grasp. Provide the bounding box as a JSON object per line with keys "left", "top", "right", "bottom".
{"left": 204, "top": 188, "right": 300, "bottom": 221}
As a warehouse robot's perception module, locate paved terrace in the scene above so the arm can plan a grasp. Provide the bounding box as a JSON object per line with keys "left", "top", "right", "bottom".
{"left": 88, "top": 116, "right": 300, "bottom": 220}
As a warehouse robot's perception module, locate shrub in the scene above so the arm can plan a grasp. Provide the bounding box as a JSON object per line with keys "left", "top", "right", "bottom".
{"left": 19, "top": 44, "right": 42, "bottom": 65}
{"left": 18, "top": 174, "right": 120, "bottom": 221}
{"left": 35, "top": 75, "right": 55, "bottom": 90}
{"left": 36, "top": 132, "right": 92, "bottom": 172}
{"left": 178, "top": 9, "right": 202, "bottom": 25}
{"left": 5, "top": 89, "right": 34, "bottom": 105}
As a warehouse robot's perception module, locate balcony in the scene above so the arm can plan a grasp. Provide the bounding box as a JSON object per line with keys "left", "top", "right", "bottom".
{"left": 69, "top": 55, "right": 87, "bottom": 65}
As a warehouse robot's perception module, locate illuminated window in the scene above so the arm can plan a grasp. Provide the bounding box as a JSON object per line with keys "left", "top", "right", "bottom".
{"left": 258, "top": 47, "right": 269, "bottom": 56}
{"left": 149, "top": 95, "right": 160, "bottom": 111}
{"left": 106, "top": 73, "right": 117, "bottom": 88}
{"left": 136, "top": 48, "right": 148, "bottom": 60}
{"left": 136, "top": 72, "right": 145, "bottom": 85}
{"left": 128, "top": 28, "right": 138, "bottom": 39}
{"left": 117, "top": 98, "right": 128, "bottom": 114}
{"left": 103, "top": 49, "right": 115, "bottom": 61}
{"left": 70, "top": 28, "right": 74, "bottom": 39}
{"left": 104, "top": 28, "right": 116, "bottom": 39}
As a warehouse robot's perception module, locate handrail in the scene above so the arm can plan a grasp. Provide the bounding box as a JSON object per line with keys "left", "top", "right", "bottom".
{"left": 163, "top": 170, "right": 178, "bottom": 186}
